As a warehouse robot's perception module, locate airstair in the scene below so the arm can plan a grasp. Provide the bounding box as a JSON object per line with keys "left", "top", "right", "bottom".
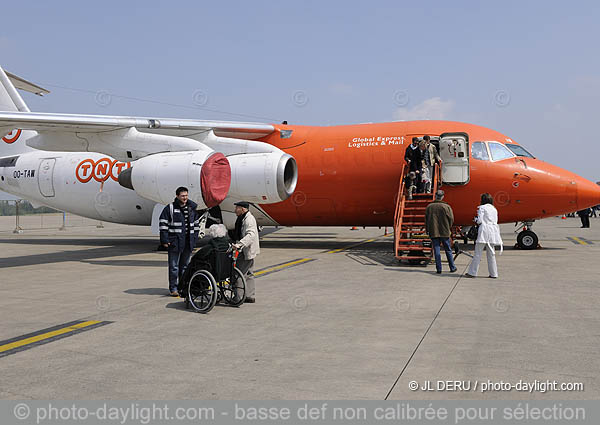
{"left": 393, "top": 163, "right": 440, "bottom": 264}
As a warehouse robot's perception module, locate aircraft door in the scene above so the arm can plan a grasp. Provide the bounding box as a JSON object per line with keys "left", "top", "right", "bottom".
{"left": 439, "top": 133, "right": 469, "bottom": 185}
{"left": 38, "top": 158, "right": 56, "bottom": 197}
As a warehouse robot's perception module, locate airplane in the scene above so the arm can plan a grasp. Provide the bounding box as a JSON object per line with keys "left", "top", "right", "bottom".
{"left": 1, "top": 65, "right": 599, "bottom": 255}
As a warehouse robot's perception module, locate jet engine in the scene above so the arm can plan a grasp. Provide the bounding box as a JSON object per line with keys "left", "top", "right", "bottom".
{"left": 227, "top": 152, "right": 297, "bottom": 203}
{"left": 119, "top": 149, "right": 297, "bottom": 206}
{"left": 118, "top": 150, "right": 231, "bottom": 208}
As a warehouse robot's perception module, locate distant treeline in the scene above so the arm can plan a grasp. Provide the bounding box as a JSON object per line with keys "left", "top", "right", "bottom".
{"left": 0, "top": 200, "right": 59, "bottom": 216}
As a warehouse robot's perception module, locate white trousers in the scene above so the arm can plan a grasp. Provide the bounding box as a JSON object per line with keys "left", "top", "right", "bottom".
{"left": 467, "top": 242, "right": 498, "bottom": 277}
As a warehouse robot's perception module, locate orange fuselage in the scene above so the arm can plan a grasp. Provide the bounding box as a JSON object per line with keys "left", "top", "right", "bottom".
{"left": 258, "top": 120, "right": 600, "bottom": 226}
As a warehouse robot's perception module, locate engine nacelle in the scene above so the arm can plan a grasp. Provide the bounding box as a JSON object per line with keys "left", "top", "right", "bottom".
{"left": 227, "top": 152, "right": 298, "bottom": 203}
{"left": 119, "top": 150, "right": 231, "bottom": 208}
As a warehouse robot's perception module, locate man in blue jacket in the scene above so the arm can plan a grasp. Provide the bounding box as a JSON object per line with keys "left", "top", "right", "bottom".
{"left": 159, "top": 187, "right": 201, "bottom": 296}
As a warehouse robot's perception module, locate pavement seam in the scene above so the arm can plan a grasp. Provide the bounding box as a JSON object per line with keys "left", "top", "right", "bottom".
{"left": 383, "top": 266, "right": 467, "bottom": 400}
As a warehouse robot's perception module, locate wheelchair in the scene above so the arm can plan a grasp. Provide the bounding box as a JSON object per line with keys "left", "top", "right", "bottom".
{"left": 180, "top": 244, "right": 246, "bottom": 314}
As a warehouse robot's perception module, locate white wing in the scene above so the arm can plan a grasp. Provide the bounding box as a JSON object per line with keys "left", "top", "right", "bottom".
{"left": 0, "top": 111, "right": 278, "bottom": 161}
{"left": 0, "top": 65, "right": 279, "bottom": 161}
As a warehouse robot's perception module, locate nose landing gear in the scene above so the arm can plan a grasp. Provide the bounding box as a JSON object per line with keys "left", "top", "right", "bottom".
{"left": 515, "top": 221, "right": 540, "bottom": 249}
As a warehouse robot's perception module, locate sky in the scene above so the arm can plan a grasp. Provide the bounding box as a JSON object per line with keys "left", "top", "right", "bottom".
{"left": 1, "top": 1, "right": 600, "bottom": 182}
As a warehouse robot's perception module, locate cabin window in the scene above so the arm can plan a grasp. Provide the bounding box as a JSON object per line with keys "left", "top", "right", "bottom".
{"left": 280, "top": 129, "right": 293, "bottom": 139}
{"left": 471, "top": 142, "right": 489, "bottom": 161}
{"left": 488, "top": 142, "right": 515, "bottom": 161}
{"left": 505, "top": 143, "right": 535, "bottom": 158}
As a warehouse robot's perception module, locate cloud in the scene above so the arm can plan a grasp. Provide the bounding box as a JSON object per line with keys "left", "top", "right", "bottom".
{"left": 328, "top": 82, "right": 357, "bottom": 96}
{"left": 393, "top": 97, "right": 455, "bottom": 121}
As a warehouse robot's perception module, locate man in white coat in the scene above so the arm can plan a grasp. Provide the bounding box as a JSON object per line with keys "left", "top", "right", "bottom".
{"left": 466, "top": 193, "right": 503, "bottom": 278}
{"left": 232, "top": 201, "right": 260, "bottom": 303}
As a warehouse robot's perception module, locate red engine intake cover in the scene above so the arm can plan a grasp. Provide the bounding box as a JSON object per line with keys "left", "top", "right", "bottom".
{"left": 200, "top": 152, "right": 231, "bottom": 208}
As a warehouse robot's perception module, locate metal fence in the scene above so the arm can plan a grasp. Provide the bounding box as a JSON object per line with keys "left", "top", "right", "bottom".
{"left": 0, "top": 200, "right": 103, "bottom": 233}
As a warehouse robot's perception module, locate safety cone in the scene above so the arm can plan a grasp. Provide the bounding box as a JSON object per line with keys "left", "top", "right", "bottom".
{"left": 350, "top": 226, "right": 358, "bottom": 230}
{"left": 561, "top": 215, "right": 566, "bottom": 219}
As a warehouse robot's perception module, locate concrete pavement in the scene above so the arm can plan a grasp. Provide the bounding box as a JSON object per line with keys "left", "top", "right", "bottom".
{"left": 0, "top": 217, "right": 598, "bottom": 399}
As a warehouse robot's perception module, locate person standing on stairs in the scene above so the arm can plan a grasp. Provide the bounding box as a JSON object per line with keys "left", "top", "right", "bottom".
{"left": 422, "top": 135, "right": 441, "bottom": 177}
{"left": 405, "top": 138, "right": 422, "bottom": 190}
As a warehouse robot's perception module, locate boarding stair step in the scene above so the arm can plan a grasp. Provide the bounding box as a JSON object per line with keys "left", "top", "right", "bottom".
{"left": 397, "top": 255, "right": 432, "bottom": 260}
{"left": 398, "top": 246, "right": 432, "bottom": 251}
{"left": 396, "top": 238, "right": 430, "bottom": 242}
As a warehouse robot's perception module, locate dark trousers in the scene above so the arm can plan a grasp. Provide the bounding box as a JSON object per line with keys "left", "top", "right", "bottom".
{"left": 168, "top": 246, "right": 192, "bottom": 292}
{"left": 580, "top": 215, "right": 590, "bottom": 228}
{"left": 431, "top": 237, "right": 456, "bottom": 273}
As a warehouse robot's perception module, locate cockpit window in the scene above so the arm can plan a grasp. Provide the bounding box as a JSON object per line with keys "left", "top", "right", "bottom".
{"left": 471, "top": 142, "right": 489, "bottom": 161}
{"left": 505, "top": 144, "right": 535, "bottom": 158}
{"left": 488, "top": 142, "right": 515, "bottom": 161}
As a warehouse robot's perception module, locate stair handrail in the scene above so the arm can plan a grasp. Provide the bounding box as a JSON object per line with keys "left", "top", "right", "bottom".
{"left": 393, "top": 163, "right": 408, "bottom": 257}
{"left": 393, "top": 163, "right": 407, "bottom": 224}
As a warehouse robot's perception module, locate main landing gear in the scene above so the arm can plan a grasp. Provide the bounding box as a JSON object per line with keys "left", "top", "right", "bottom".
{"left": 515, "top": 221, "right": 539, "bottom": 250}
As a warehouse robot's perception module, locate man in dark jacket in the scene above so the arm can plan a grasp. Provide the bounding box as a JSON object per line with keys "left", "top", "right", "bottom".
{"left": 159, "top": 187, "right": 201, "bottom": 296}
{"left": 577, "top": 208, "right": 591, "bottom": 228}
{"left": 404, "top": 138, "right": 422, "bottom": 172}
{"left": 405, "top": 138, "right": 422, "bottom": 190}
{"left": 425, "top": 190, "right": 458, "bottom": 274}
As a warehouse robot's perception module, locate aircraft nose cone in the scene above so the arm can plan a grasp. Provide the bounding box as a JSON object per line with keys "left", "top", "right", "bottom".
{"left": 577, "top": 179, "right": 600, "bottom": 210}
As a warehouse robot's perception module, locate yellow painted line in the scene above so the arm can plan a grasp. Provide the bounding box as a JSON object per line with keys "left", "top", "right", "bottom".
{"left": 255, "top": 258, "right": 313, "bottom": 276}
{"left": 571, "top": 236, "right": 588, "bottom": 245}
{"left": 327, "top": 238, "right": 377, "bottom": 253}
{"left": 0, "top": 321, "right": 101, "bottom": 353}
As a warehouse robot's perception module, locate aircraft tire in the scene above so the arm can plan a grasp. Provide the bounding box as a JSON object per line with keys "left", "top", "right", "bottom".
{"left": 517, "top": 230, "right": 538, "bottom": 250}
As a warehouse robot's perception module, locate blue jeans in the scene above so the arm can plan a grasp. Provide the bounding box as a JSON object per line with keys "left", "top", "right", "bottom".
{"left": 431, "top": 237, "right": 456, "bottom": 273}
{"left": 168, "top": 246, "right": 192, "bottom": 293}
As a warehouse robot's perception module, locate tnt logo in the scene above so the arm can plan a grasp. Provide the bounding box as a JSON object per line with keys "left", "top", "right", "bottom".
{"left": 76, "top": 158, "right": 131, "bottom": 183}
{"left": 2, "top": 129, "right": 22, "bottom": 144}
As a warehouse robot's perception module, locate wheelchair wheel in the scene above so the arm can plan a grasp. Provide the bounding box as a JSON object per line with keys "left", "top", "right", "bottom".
{"left": 219, "top": 266, "right": 246, "bottom": 307}
{"left": 188, "top": 270, "right": 217, "bottom": 313}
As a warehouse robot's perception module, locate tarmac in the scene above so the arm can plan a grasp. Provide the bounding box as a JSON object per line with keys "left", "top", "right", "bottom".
{"left": 0, "top": 216, "right": 598, "bottom": 400}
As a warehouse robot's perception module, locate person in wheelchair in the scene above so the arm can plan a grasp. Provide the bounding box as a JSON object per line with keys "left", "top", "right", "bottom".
{"left": 178, "top": 224, "right": 230, "bottom": 296}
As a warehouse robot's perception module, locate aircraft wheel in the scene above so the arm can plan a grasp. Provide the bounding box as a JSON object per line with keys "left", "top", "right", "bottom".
{"left": 517, "top": 230, "right": 538, "bottom": 250}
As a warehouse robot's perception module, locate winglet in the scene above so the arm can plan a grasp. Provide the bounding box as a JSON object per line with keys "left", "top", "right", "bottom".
{"left": 0, "top": 66, "right": 30, "bottom": 112}
{"left": 5, "top": 70, "right": 50, "bottom": 97}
